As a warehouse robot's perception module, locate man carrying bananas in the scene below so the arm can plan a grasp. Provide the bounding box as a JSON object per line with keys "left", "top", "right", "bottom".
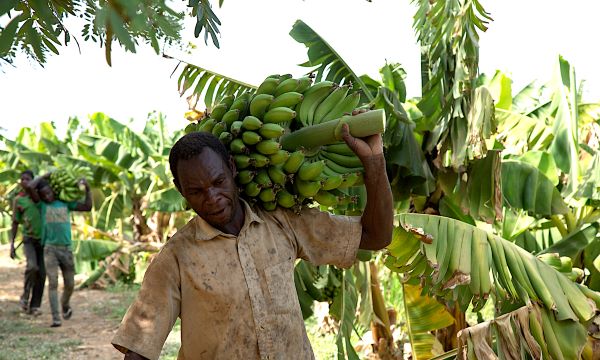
{"left": 112, "top": 122, "right": 393, "bottom": 360}
{"left": 10, "top": 170, "right": 45, "bottom": 316}
{"left": 26, "top": 173, "right": 92, "bottom": 328}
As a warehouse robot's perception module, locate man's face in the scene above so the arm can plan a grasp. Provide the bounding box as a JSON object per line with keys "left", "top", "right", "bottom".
{"left": 39, "top": 185, "right": 55, "bottom": 203}
{"left": 176, "top": 148, "right": 239, "bottom": 228}
{"left": 20, "top": 173, "right": 32, "bottom": 189}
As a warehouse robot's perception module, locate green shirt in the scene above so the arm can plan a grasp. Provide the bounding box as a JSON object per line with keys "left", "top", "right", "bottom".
{"left": 13, "top": 194, "right": 42, "bottom": 239}
{"left": 40, "top": 200, "right": 78, "bottom": 247}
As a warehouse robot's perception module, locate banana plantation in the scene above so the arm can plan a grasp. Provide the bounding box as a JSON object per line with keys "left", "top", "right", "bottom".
{"left": 1, "top": 0, "right": 600, "bottom": 359}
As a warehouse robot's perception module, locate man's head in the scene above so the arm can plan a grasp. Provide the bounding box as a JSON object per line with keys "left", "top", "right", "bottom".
{"left": 19, "top": 170, "right": 34, "bottom": 189}
{"left": 37, "top": 179, "right": 55, "bottom": 203}
{"left": 169, "top": 132, "right": 239, "bottom": 228}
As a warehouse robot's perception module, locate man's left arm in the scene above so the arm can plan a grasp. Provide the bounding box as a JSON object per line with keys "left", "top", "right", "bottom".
{"left": 73, "top": 179, "right": 92, "bottom": 212}
{"left": 341, "top": 122, "right": 393, "bottom": 250}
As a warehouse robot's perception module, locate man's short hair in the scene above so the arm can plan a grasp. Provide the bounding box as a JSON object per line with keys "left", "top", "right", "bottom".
{"left": 21, "top": 169, "right": 34, "bottom": 178}
{"left": 36, "top": 179, "right": 50, "bottom": 191}
{"left": 169, "top": 132, "right": 230, "bottom": 188}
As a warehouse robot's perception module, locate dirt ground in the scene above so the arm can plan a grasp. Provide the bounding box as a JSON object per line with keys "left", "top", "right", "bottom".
{"left": 0, "top": 244, "right": 140, "bottom": 360}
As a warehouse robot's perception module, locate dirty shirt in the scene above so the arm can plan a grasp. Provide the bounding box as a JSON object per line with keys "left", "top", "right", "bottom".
{"left": 111, "top": 201, "right": 362, "bottom": 360}
{"left": 40, "top": 200, "right": 77, "bottom": 247}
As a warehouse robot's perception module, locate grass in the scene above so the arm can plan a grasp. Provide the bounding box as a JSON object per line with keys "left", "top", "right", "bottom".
{"left": 0, "top": 317, "right": 82, "bottom": 360}
{"left": 305, "top": 316, "right": 338, "bottom": 359}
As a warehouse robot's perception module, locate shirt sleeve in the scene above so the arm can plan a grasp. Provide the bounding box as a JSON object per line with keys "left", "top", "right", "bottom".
{"left": 281, "top": 207, "right": 362, "bottom": 268}
{"left": 111, "top": 245, "right": 181, "bottom": 360}
{"left": 13, "top": 197, "right": 23, "bottom": 223}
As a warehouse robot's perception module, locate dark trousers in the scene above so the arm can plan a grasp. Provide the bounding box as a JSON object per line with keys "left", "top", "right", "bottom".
{"left": 44, "top": 245, "right": 75, "bottom": 322}
{"left": 21, "top": 237, "right": 45, "bottom": 310}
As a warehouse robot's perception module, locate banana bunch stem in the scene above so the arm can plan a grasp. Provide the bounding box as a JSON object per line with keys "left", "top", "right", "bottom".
{"left": 280, "top": 109, "right": 386, "bottom": 151}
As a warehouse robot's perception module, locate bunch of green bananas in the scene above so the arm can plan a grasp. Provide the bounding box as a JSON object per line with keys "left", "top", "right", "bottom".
{"left": 186, "top": 74, "right": 369, "bottom": 211}
{"left": 49, "top": 163, "right": 92, "bottom": 202}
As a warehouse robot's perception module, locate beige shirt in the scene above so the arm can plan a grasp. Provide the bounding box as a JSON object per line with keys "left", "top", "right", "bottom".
{"left": 112, "top": 201, "right": 362, "bottom": 360}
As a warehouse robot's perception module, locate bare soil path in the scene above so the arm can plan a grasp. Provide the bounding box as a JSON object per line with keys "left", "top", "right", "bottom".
{"left": 0, "top": 244, "right": 135, "bottom": 360}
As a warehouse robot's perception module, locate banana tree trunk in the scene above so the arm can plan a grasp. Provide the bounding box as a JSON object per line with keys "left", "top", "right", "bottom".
{"left": 369, "top": 262, "right": 401, "bottom": 359}
{"left": 132, "top": 196, "right": 153, "bottom": 242}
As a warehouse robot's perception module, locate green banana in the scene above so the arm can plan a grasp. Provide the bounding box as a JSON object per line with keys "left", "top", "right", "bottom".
{"left": 259, "top": 123, "right": 285, "bottom": 139}
{"left": 237, "top": 170, "right": 256, "bottom": 184}
{"left": 324, "top": 159, "right": 363, "bottom": 174}
{"left": 321, "top": 151, "right": 363, "bottom": 168}
{"left": 211, "top": 121, "right": 227, "bottom": 137}
{"left": 229, "top": 139, "right": 248, "bottom": 154}
{"left": 337, "top": 172, "right": 360, "bottom": 188}
{"left": 277, "top": 189, "right": 296, "bottom": 208}
{"left": 295, "top": 179, "right": 322, "bottom": 197}
{"left": 249, "top": 94, "right": 274, "bottom": 118}
{"left": 320, "top": 173, "right": 344, "bottom": 191}
{"left": 249, "top": 153, "right": 270, "bottom": 168}
{"left": 270, "top": 92, "right": 303, "bottom": 110}
{"left": 230, "top": 121, "right": 243, "bottom": 136}
{"left": 234, "top": 155, "right": 253, "bottom": 169}
{"left": 295, "top": 76, "right": 313, "bottom": 93}
{"left": 269, "top": 150, "right": 290, "bottom": 165}
{"left": 298, "top": 160, "right": 325, "bottom": 181}
{"left": 218, "top": 131, "right": 233, "bottom": 145}
{"left": 263, "top": 107, "right": 296, "bottom": 123}
{"left": 313, "top": 85, "right": 349, "bottom": 125}
{"left": 255, "top": 170, "right": 273, "bottom": 188}
{"left": 321, "top": 91, "right": 361, "bottom": 123}
{"left": 198, "top": 118, "right": 216, "bottom": 133}
{"left": 220, "top": 95, "right": 235, "bottom": 108}
{"left": 314, "top": 190, "right": 339, "bottom": 207}
{"left": 323, "top": 142, "right": 354, "bottom": 156}
{"left": 242, "top": 131, "right": 262, "bottom": 145}
{"left": 261, "top": 201, "right": 277, "bottom": 211}
{"left": 273, "top": 78, "right": 299, "bottom": 97}
{"left": 230, "top": 92, "right": 251, "bottom": 117}
{"left": 242, "top": 116, "right": 263, "bottom": 130}
{"left": 259, "top": 188, "right": 277, "bottom": 202}
{"left": 245, "top": 181, "right": 262, "bottom": 197}
{"left": 256, "top": 140, "right": 281, "bottom": 155}
{"left": 283, "top": 150, "right": 305, "bottom": 173}
{"left": 267, "top": 166, "right": 287, "bottom": 185}
{"left": 222, "top": 109, "right": 241, "bottom": 126}
{"left": 210, "top": 104, "right": 228, "bottom": 121}
{"left": 256, "top": 77, "right": 280, "bottom": 95}
{"left": 297, "top": 81, "right": 335, "bottom": 126}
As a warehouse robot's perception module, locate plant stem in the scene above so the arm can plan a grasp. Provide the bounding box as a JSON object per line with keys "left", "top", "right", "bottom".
{"left": 550, "top": 215, "right": 568, "bottom": 237}
{"left": 280, "top": 109, "right": 386, "bottom": 151}
{"left": 565, "top": 211, "right": 577, "bottom": 233}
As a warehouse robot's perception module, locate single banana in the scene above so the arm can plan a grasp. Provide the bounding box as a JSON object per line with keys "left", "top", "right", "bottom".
{"left": 313, "top": 85, "right": 349, "bottom": 125}
{"left": 321, "top": 151, "right": 363, "bottom": 168}
{"left": 249, "top": 153, "right": 270, "bottom": 168}
{"left": 259, "top": 188, "right": 277, "bottom": 202}
{"left": 259, "top": 123, "right": 285, "bottom": 139}
{"left": 269, "top": 150, "right": 290, "bottom": 165}
{"left": 277, "top": 189, "right": 296, "bottom": 208}
{"left": 297, "top": 81, "right": 335, "bottom": 127}
{"left": 256, "top": 140, "right": 281, "bottom": 155}
{"left": 269, "top": 92, "right": 304, "bottom": 110}
{"left": 237, "top": 170, "right": 256, "bottom": 184}
{"left": 234, "top": 155, "right": 253, "bottom": 169}
{"left": 295, "top": 179, "right": 322, "bottom": 197}
{"left": 273, "top": 78, "right": 298, "bottom": 97}
{"left": 222, "top": 109, "right": 241, "bottom": 126}
{"left": 229, "top": 139, "right": 248, "bottom": 154}
{"left": 255, "top": 77, "right": 280, "bottom": 95}
{"left": 245, "top": 181, "right": 262, "bottom": 197}
{"left": 249, "top": 94, "right": 274, "bottom": 118}
{"left": 283, "top": 150, "right": 305, "bottom": 174}
{"left": 263, "top": 107, "right": 296, "bottom": 123}
{"left": 320, "top": 91, "right": 361, "bottom": 123}
{"left": 241, "top": 131, "right": 262, "bottom": 145}
{"left": 242, "top": 116, "right": 263, "bottom": 131}
{"left": 298, "top": 160, "right": 325, "bottom": 181}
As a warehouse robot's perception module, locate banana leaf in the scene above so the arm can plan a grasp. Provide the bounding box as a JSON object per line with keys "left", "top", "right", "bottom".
{"left": 403, "top": 282, "right": 454, "bottom": 360}
{"left": 188, "top": 0, "right": 222, "bottom": 48}
{"left": 146, "top": 187, "right": 186, "bottom": 213}
{"left": 506, "top": 151, "right": 559, "bottom": 186}
{"left": 329, "top": 269, "right": 359, "bottom": 360}
{"left": 289, "top": 20, "right": 374, "bottom": 102}
{"left": 174, "top": 61, "right": 257, "bottom": 109}
{"left": 388, "top": 214, "right": 597, "bottom": 324}
{"left": 576, "top": 151, "right": 600, "bottom": 202}
{"left": 548, "top": 56, "right": 580, "bottom": 194}
{"left": 72, "top": 238, "right": 121, "bottom": 274}
{"left": 538, "top": 223, "right": 599, "bottom": 258}
{"left": 483, "top": 71, "right": 512, "bottom": 111}
{"left": 464, "top": 149, "right": 502, "bottom": 223}
{"left": 501, "top": 159, "right": 569, "bottom": 215}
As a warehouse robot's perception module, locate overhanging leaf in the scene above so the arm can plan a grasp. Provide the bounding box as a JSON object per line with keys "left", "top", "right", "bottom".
{"left": 290, "top": 20, "right": 374, "bottom": 102}
{"left": 538, "top": 223, "right": 599, "bottom": 258}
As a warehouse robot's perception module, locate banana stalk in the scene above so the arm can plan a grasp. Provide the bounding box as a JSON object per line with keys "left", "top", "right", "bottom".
{"left": 280, "top": 109, "right": 386, "bottom": 151}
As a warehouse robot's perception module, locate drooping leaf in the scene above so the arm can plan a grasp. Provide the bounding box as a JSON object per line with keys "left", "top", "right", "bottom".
{"left": 538, "top": 223, "right": 599, "bottom": 258}
{"left": 404, "top": 283, "right": 454, "bottom": 360}
{"left": 146, "top": 187, "right": 186, "bottom": 212}
{"left": 501, "top": 160, "right": 569, "bottom": 215}
{"left": 289, "top": 20, "right": 374, "bottom": 102}
{"left": 464, "top": 149, "right": 502, "bottom": 222}
{"left": 389, "top": 214, "right": 597, "bottom": 323}
{"left": 506, "top": 151, "right": 559, "bottom": 186}
{"left": 330, "top": 269, "right": 359, "bottom": 360}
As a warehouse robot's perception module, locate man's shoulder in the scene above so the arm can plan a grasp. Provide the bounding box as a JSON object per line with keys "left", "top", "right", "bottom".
{"left": 163, "top": 215, "right": 199, "bottom": 246}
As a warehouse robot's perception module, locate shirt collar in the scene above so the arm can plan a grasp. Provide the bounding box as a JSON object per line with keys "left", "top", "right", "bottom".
{"left": 194, "top": 200, "right": 263, "bottom": 241}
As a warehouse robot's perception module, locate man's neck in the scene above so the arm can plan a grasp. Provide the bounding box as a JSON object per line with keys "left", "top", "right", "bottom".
{"left": 216, "top": 201, "right": 245, "bottom": 236}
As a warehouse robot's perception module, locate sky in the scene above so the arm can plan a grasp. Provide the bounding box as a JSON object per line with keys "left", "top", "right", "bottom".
{"left": 0, "top": 0, "right": 599, "bottom": 139}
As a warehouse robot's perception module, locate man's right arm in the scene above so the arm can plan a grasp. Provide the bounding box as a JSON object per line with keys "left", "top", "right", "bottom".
{"left": 9, "top": 220, "right": 18, "bottom": 259}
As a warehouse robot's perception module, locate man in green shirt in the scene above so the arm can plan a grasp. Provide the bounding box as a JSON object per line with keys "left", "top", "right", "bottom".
{"left": 27, "top": 173, "right": 92, "bottom": 327}
{"left": 10, "top": 170, "right": 44, "bottom": 316}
